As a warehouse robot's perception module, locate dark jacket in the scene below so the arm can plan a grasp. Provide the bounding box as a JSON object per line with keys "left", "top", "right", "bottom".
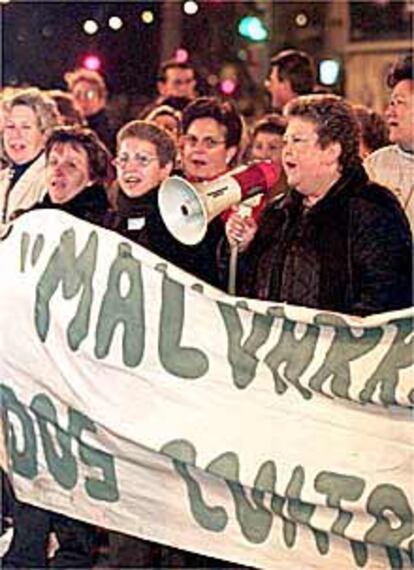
{"left": 87, "top": 109, "right": 115, "bottom": 153}
{"left": 232, "top": 165, "right": 412, "bottom": 316}
{"left": 109, "top": 187, "right": 222, "bottom": 287}
{"left": 37, "top": 183, "right": 109, "bottom": 226}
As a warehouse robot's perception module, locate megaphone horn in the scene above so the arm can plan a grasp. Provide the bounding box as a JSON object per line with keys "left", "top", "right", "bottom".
{"left": 158, "top": 161, "right": 280, "bottom": 245}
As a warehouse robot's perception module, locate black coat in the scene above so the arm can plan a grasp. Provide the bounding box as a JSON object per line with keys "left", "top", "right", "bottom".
{"left": 87, "top": 109, "right": 115, "bottom": 153}
{"left": 109, "top": 187, "right": 223, "bottom": 287}
{"left": 37, "top": 183, "right": 109, "bottom": 226}
{"left": 233, "top": 166, "right": 412, "bottom": 316}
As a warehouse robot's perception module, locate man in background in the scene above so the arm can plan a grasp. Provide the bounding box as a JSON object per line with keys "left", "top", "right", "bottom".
{"left": 157, "top": 59, "right": 197, "bottom": 102}
{"left": 265, "top": 49, "right": 316, "bottom": 112}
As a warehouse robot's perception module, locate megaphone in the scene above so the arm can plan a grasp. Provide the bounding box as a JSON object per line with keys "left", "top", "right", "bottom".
{"left": 158, "top": 161, "right": 279, "bottom": 245}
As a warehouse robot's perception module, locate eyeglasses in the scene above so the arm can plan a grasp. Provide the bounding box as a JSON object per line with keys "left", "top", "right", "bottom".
{"left": 115, "top": 153, "right": 159, "bottom": 168}
{"left": 183, "top": 134, "right": 226, "bottom": 150}
{"left": 73, "top": 89, "right": 99, "bottom": 101}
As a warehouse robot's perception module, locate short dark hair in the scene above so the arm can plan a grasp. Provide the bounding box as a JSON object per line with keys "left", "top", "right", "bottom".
{"left": 387, "top": 52, "right": 414, "bottom": 88}
{"left": 182, "top": 96, "right": 242, "bottom": 148}
{"left": 45, "top": 125, "right": 112, "bottom": 185}
{"left": 116, "top": 120, "right": 176, "bottom": 167}
{"left": 252, "top": 114, "right": 286, "bottom": 139}
{"left": 157, "top": 59, "right": 195, "bottom": 83}
{"left": 284, "top": 94, "right": 361, "bottom": 173}
{"left": 270, "top": 49, "right": 316, "bottom": 96}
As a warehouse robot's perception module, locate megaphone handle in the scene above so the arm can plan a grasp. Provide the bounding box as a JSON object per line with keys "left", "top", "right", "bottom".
{"left": 228, "top": 243, "right": 239, "bottom": 295}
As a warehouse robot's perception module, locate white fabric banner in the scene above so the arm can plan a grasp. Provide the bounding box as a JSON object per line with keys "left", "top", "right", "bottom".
{"left": 0, "top": 211, "right": 413, "bottom": 569}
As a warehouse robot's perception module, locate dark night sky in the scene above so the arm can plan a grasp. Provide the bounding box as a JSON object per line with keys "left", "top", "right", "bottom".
{"left": 2, "top": 1, "right": 411, "bottom": 98}
{"left": 2, "top": 2, "right": 163, "bottom": 96}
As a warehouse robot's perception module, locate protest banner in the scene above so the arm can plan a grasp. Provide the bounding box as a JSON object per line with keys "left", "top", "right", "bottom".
{"left": 0, "top": 211, "right": 413, "bottom": 569}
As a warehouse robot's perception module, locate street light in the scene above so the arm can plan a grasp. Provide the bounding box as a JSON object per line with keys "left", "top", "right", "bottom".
{"left": 238, "top": 15, "right": 268, "bottom": 42}
{"left": 183, "top": 1, "right": 199, "bottom": 16}
{"left": 108, "top": 16, "right": 123, "bottom": 31}
{"left": 83, "top": 19, "right": 99, "bottom": 35}
{"left": 82, "top": 54, "right": 102, "bottom": 72}
{"left": 141, "top": 10, "right": 155, "bottom": 25}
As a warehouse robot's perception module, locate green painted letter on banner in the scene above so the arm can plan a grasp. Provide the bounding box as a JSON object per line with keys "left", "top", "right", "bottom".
{"left": 35, "top": 228, "right": 98, "bottom": 350}
{"left": 95, "top": 243, "right": 145, "bottom": 367}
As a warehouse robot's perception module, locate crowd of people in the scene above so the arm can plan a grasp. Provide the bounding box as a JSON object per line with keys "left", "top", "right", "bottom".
{"left": 0, "top": 48, "right": 412, "bottom": 569}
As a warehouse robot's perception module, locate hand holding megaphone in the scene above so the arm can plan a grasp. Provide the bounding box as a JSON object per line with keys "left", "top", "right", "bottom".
{"left": 158, "top": 161, "right": 280, "bottom": 245}
{"left": 225, "top": 206, "right": 259, "bottom": 252}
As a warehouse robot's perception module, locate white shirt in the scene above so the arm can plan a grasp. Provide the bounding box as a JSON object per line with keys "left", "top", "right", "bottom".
{"left": 364, "top": 145, "right": 414, "bottom": 233}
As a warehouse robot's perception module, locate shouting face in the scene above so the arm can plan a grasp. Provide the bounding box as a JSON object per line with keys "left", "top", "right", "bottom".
{"left": 4, "top": 105, "right": 45, "bottom": 165}
{"left": 181, "top": 117, "right": 236, "bottom": 181}
{"left": 385, "top": 79, "right": 414, "bottom": 151}
{"left": 47, "top": 142, "right": 92, "bottom": 204}
{"left": 116, "top": 137, "right": 172, "bottom": 198}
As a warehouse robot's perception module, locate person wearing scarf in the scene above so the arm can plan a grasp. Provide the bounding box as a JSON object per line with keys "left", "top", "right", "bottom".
{"left": 111, "top": 119, "right": 222, "bottom": 288}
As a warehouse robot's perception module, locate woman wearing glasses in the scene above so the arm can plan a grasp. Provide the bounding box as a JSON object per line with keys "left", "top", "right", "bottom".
{"left": 180, "top": 96, "right": 242, "bottom": 182}
{"left": 174, "top": 97, "right": 244, "bottom": 287}
{"left": 110, "top": 119, "right": 224, "bottom": 286}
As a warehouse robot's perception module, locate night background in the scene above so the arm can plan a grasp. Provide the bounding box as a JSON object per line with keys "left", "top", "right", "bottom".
{"left": 1, "top": 1, "right": 412, "bottom": 121}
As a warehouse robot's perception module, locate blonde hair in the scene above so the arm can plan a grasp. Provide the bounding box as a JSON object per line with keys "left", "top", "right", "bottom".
{"left": 3, "top": 87, "right": 60, "bottom": 137}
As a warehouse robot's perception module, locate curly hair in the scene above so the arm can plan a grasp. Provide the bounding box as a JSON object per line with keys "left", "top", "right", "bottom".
{"left": 45, "top": 125, "right": 113, "bottom": 186}
{"left": 284, "top": 94, "right": 362, "bottom": 173}
{"left": 4, "top": 87, "right": 60, "bottom": 137}
{"left": 387, "top": 52, "right": 413, "bottom": 88}
{"left": 116, "top": 120, "right": 176, "bottom": 168}
{"left": 181, "top": 97, "right": 242, "bottom": 149}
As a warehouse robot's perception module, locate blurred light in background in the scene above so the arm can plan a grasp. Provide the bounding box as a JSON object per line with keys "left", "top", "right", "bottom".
{"left": 238, "top": 15, "right": 268, "bottom": 42}
{"left": 82, "top": 54, "right": 102, "bottom": 72}
{"left": 295, "top": 12, "right": 309, "bottom": 27}
{"left": 319, "top": 59, "right": 340, "bottom": 85}
{"left": 141, "top": 9, "right": 155, "bottom": 25}
{"left": 220, "top": 78, "right": 237, "bottom": 96}
{"left": 175, "top": 47, "right": 189, "bottom": 63}
{"left": 183, "top": 1, "right": 199, "bottom": 16}
{"left": 108, "top": 16, "right": 123, "bottom": 31}
{"left": 83, "top": 19, "right": 99, "bottom": 35}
